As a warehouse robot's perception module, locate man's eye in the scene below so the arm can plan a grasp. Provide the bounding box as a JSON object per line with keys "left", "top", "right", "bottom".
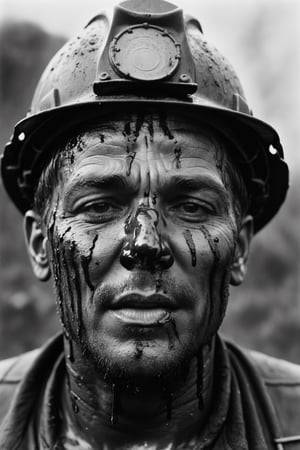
{"left": 170, "top": 201, "right": 212, "bottom": 222}
{"left": 77, "top": 201, "right": 123, "bottom": 222}
{"left": 84, "top": 203, "right": 111, "bottom": 213}
{"left": 181, "top": 203, "right": 202, "bottom": 213}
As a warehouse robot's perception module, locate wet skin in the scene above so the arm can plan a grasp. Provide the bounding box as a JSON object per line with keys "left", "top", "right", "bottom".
{"left": 26, "top": 113, "right": 252, "bottom": 449}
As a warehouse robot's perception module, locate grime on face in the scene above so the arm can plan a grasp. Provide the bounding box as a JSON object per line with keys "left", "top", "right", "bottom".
{"left": 46, "top": 112, "right": 240, "bottom": 383}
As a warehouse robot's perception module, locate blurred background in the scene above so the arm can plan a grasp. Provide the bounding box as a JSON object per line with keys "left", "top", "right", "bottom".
{"left": 0, "top": 0, "right": 299, "bottom": 361}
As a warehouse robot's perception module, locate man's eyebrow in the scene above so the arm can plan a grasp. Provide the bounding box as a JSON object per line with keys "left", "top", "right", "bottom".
{"left": 162, "top": 175, "right": 228, "bottom": 197}
{"left": 65, "top": 175, "right": 134, "bottom": 196}
{"left": 162, "top": 174, "right": 231, "bottom": 211}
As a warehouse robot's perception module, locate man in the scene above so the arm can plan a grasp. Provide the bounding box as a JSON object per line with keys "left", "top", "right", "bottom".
{"left": 0, "top": 0, "right": 299, "bottom": 448}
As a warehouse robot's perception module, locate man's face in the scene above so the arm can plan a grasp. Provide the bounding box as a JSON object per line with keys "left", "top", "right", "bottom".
{"left": 42, "top": 113, "right": 245, "bottom": 380}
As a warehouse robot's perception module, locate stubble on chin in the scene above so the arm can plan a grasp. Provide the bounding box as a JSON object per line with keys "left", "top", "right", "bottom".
{"left": 78, "top": 327, "right": 198, "bottom": 390}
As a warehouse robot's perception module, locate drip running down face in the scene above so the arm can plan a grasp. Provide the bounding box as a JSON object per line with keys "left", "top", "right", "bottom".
{"left": 26, "top": 112, "right": 253, "bottom": 384}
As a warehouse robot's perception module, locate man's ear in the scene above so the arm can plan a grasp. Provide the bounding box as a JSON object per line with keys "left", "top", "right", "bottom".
{"left": 24, "top": 210, "right": 51, "bottom": 281}
{"left": 230, "top": 215, "right": 253, "bottom": 286}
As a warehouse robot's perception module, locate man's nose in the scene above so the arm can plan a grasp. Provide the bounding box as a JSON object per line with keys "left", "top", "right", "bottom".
{"left": 120, "top": 208, "right": 174, "bottom": 271}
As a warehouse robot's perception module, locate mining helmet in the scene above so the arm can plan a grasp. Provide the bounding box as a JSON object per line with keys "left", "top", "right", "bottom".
{"left": 1, "top": 0, "right": 289, "bottom": 232}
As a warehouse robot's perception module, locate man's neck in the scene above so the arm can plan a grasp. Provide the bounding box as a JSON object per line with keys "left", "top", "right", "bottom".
{"left": 60, "top": 340, "right": 215, "bottom": 449}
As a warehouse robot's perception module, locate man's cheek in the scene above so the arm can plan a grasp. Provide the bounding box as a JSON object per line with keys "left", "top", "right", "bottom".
{"left": 196, "top": 224, "right": 236, "bottom": 343}
{"left": 48, "top": 218, "right": 99, "bottom": 351}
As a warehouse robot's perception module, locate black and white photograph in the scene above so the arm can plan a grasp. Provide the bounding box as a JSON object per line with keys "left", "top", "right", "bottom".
{"left": 0, "top": 0, "right": 299, "bottom": 448}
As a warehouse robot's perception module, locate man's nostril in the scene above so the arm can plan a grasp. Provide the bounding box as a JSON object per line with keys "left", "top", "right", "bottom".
{"left": 159, "top": 253, "right": 174, "bottom": 270}
{"left": 120, "top": 243, "right": 136, "bottom": 270}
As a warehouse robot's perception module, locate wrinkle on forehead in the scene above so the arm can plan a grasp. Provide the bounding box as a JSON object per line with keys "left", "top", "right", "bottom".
{"left": 70, "top": 129, "right": 220, "bottom": 164}
{"left": 61, "top": 119, "right": 228, "bottom": 197}
{"left": 68, "top": 144, "right": 221, "bottom": 182}
{"left": 57, "top": 115, "right": 232, "bottom": 193}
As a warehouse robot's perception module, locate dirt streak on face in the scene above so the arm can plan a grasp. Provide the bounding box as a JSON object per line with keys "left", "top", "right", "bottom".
{"left": 182, "top": 229, "right": 197, "bottom": 267}
{"left": 47, "top": 213, "right": 97, "bottom": 349}
{"left": 81, "top": 234, "right": 98, "bottom": 292}
{"left": 47, "top": 204, "right": 71, "bottom": 338}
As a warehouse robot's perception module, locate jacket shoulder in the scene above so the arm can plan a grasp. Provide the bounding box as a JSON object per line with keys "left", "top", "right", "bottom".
{"left": 249, "top": 350, "right": 300, "bottom": 384}
{"left": 248, "top": 350, "right": 300, "bottom": 437}
{"left": 0, "top": 348, "right": 40, "bottom": 383}
{"left": 0, "top": 349, "right": 40, "bottom": 423}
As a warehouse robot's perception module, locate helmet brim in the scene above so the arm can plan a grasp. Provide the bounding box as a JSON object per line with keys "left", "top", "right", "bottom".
{"left": 1, "top": 98, "right": 289, "bottom": 232}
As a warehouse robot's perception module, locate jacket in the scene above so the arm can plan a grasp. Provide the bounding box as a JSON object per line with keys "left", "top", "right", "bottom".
{"left": 0, "top": 334, "right": 299, "bottom": 449}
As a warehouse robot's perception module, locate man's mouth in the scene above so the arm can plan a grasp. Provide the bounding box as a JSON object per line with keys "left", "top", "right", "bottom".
{"left": 108, "top": 293, "right": 176, "bottom": 326}
{"left": 112, "top": 308, "right": 170, "bottom": 325}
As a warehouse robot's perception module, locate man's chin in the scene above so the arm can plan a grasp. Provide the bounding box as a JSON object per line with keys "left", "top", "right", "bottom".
{"left": 80, "top": 336, "right": 196, "bottom": 387}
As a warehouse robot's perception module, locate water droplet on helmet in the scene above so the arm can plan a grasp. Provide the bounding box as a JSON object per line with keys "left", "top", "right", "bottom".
{"left": 18, "top": 132, "right": 26, "bottom": 142}
{"left": 269, "top": 145, "right": 278, "bottom": 155}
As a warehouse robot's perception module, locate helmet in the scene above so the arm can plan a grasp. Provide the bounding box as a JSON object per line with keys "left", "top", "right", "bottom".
{"left": 1, "top": 0, "right": 288, "bottom": 232}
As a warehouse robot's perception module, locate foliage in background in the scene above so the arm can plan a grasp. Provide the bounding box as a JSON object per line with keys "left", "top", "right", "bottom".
{"left": 0, "top": 23, "right": 64, "bottom": 357}
{"left": 0, "top": 19, "right": 299, "bottom": 362}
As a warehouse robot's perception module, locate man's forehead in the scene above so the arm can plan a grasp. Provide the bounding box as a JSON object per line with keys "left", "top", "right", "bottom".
{"left": 58, "top": 115, "right": 229, "bottom": 197}
{"left": 61, "top": 114, "right": 225, "bottom": 161}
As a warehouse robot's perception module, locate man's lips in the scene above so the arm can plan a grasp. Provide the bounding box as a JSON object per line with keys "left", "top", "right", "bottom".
{"left": 112, "top": 308, "right": 170, "bottom": 325}
{"left": 107, "top": 293, "right": 177, "bottom": 326}
{"left": 108, "top": 293, "right": 178, "bottom": 311}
